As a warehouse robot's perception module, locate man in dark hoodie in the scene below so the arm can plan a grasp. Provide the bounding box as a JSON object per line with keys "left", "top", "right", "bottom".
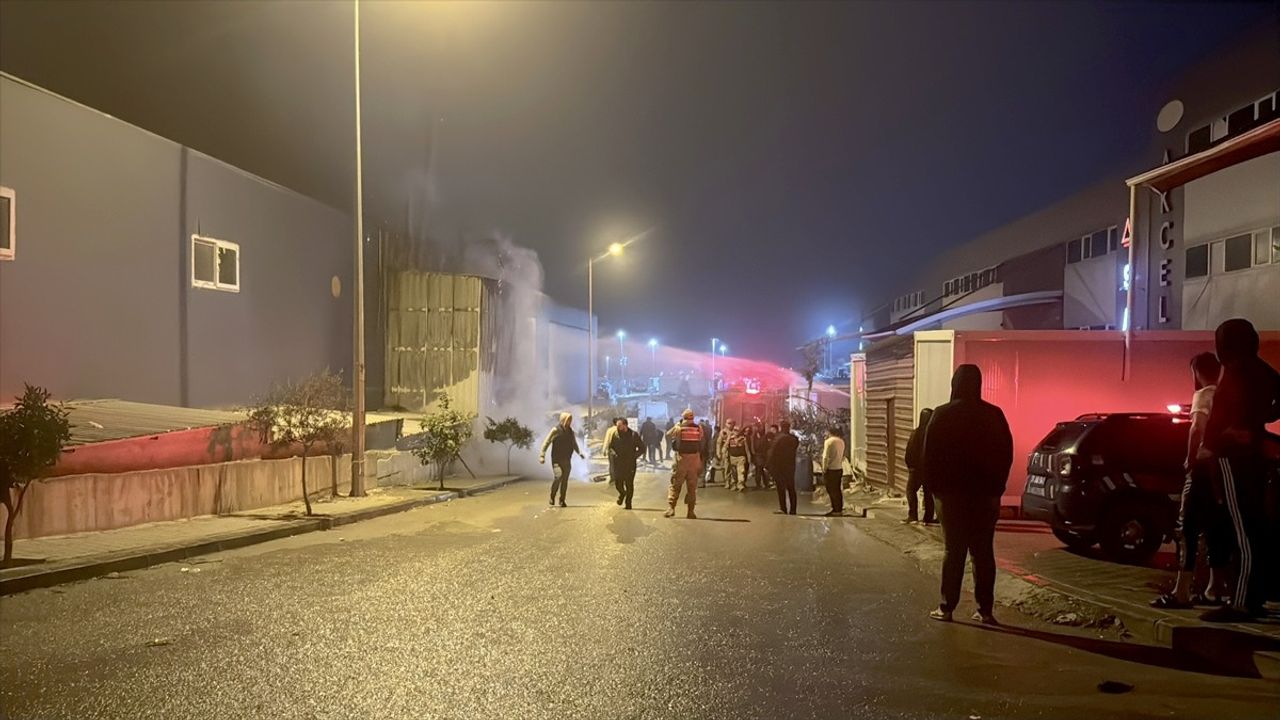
{"left": 923, "top": 364, "right": 1013, "bottom": 625}
{"left": 1198, "top": 318, "right": 1280, "bottom": 622}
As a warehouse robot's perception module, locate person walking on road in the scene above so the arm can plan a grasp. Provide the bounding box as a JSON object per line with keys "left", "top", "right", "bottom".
{"left": 770, "top": 421, "right": 800, "bottom": 514}
{"left": 924, "top": 364, "right": 1013, "bottom": 625}
{"left": 821, "top": 427, "right": 846, "bottom": 515}
{"left": 716, "top": 419, "right": 737, "bottom": 487}
{"left": 1199, "top": 318, "right": 1280, "bottom": 623}
{"left": 725, "top": 424, "right": 751, "bottom": 492}
{"left": 903, "top": 408, "right": 936, "bottom": 525}
{"left": 609, "top": 418, "right": 645, "bottom": 510}
{"left": 540, "top": 412, "right": 586, "bottom": 508}
{"left": 665, "top": 409, "right": 705, "bottom": 518}
{"left": 640, "top": 417, "right": 663, "bottom": 467}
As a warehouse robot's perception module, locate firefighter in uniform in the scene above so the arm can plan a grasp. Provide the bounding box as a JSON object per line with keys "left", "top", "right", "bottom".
{"left": 666, "top": 409, "right": 705, "bottom": 518}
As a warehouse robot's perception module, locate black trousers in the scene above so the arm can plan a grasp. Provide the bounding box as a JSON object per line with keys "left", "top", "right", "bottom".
{"left": 906, "top": 470, "right": 935, "bottom": 522}
{"left": 647, "top": 444, "right": 660, "bottom": 465}
{"left": 614, "top": 466, "right": 636, "bottom": 507}
{"left": 823, "top": 469, "right": 844, "bottom": 512}
{"left": 1179, "top": 463, "right": 1233, "bottom": 572}
{"left": 1217, "top": 455, "right": 1269, "bottom": 611}
{"left": 549, "top": 460, "right": 571, "bottom": 503}
{"left": 775, "top": 472, "right": 797, "bottom": 513}
{"left": 939, "top": 495, "right": 1000, "bottom": 614}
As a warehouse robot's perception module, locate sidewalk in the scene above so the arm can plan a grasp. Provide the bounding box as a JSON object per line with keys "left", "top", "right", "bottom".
{"left": 845, "top": 486, "right": 1280, "bottom": 677}
{"left": 0, "top": 475, "right": 524, "bottom": 595}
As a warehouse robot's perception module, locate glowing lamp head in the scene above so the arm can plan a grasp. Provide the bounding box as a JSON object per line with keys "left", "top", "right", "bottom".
{"left": 826, "top": 325, "right": 837, "bottom": 338}
{"left": 648, "top": 338, "right": 658, "bottom": 348}
{"left": 616, "top": 329, "right": 626, "bottom": 339}
{"left": 608, "top": 242, "right": 624, "bottom": 257}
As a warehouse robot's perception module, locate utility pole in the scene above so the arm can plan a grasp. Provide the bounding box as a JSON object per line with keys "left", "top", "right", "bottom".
{"left": 349, "top": 0, "right": 367, "bottom": 496}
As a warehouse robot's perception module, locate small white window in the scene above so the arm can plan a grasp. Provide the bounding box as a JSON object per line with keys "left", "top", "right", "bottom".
{"left": 0, "top": 186, "right": 14, "bottom": 261}
{"left": 191, "top": 234, "right": 239, "bottom": 292}
{"left": 1256, "top": 230, "right": 1272, "bottom": 267}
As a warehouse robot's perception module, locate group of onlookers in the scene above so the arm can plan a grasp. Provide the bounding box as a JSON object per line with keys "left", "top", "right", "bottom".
{"left": 1151, "top": 319, "right": 1280, "bottom": 622}
{"left": 898, "top": 317, "right": 1279, "bottom": 624}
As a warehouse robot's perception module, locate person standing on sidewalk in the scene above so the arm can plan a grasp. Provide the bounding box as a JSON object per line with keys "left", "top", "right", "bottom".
{"left": 749, "top": 419, "right": 771, "bottom": 489}
{"left": 1153, "top": 352, "right": 1232, "bottom": 609}
{"left": 924, "top": 364, "right": 1013, "bottom": 625}
{"left": 665, "top": 409, "right": 705, "bottom": 518}
{"left": 1199, "top": 318, "right": 1280, "bottom": 622}
{"left": 540, "top": 412, "right": 586, "bottom": 507}
{"left": 903, "top": 408, "right": 936, "bottom": 525}
{"left": 770, "top": 421, "right": 800, "bottom": 514}
{"left": 609, "top": 418, "right": 645, "bottom": 510}
{"left": 821, "top": 427, "right": 846, "bottom": 516}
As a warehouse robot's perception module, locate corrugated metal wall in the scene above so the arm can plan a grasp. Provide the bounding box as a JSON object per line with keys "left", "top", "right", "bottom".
{"left": 384, "top": 271, "right": 490, "bottom": 415}
{"left": 864, "top": 337, "right": 915, "bottom": 493}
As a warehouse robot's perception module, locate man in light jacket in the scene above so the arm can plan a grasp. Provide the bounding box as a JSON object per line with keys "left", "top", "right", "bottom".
{"left": 923, "top": 364, "right": 1013, "bottom": 625}
{"left": 821, "top": 427, "right": 846, "bottom": 516}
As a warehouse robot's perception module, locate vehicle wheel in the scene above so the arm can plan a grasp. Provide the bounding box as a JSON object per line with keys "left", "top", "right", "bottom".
{"left": 1099, "top": 500, "right": 1163, "bottom": 565}
{"left": 1052, "top": 527, "right": 1095, "bottom": 551}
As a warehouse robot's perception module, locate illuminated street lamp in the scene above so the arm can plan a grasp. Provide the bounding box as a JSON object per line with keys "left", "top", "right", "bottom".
{"left": 648, "top": 338, "right": 658, "bottom": 378}
{"left": 587, "top": 232, "right": 648, "bottom": 431}
{"left": 719, "top": 343, "right": 728, "bottom": 356}
{"left": 826, "top": 324, "right": 837, "bottom": 373}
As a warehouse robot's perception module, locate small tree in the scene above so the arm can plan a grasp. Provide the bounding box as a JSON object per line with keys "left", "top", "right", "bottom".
{"left": 246, "top": 371, "right": 349, "bottom": 516}
{"left": 0, "top": 385, "right": 72, "bottom": 565}
{"left": 412, "top": 395, "right": 475, "bottom": 490}
{"left": 483, "top": 416, "right": 534, "bottom": 475}
{"left": 799, "top": 342, "right": 822, "bottom": 399}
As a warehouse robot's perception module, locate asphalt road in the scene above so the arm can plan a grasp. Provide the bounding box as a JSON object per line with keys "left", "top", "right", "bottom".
{"left": 2, "top": 472, "right": 1277, "bottom": 720}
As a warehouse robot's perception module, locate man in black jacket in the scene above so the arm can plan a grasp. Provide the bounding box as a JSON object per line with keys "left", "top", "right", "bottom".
{"left": 923, "top": 364, "right": 1013, "bottom": 625}
{"left": 769, "top": 421, "right": 800, "bottom": 515}
{"left": 639, "top": 417, "right": 663, "bottom": 467}
{"left": 609, "top": 418, "right": 646, "bottom": 510}
{"left": 1199, "top": 318, "right": 1280, "bottom": 622}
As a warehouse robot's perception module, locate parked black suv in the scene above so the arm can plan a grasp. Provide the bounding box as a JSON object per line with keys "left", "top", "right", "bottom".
{"left": 1021, "top": 413, "right": 1188, "bottom": 564}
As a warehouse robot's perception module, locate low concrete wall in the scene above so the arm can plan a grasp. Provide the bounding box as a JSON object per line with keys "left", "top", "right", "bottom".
{"left": 6, "top": 450, "right": 438, "bottom": 540}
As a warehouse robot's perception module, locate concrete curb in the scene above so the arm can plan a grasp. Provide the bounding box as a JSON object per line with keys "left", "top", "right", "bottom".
{"left": 850, "top": 496, "right": 1280, "bottom": 674}
{"left": 0, "top": 475, "right": 527, "bottom": 596}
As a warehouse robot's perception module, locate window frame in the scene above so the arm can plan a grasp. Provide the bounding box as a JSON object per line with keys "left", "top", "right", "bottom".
{"left": 1185, "top": 243, "right": 1209, "bottom": 279}
{"left": 191, "top": 234, "right": 240, "bottom": 292}
{"left": 1223, "top": 233, "right": 1253, "bottom": 273}
{"left": 0, "top": 186, "right": 13, "bottom": 261}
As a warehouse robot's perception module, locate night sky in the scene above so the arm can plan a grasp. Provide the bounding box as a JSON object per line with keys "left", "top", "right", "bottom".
{"left": 1, "top": 1, "right": 1273, "bottom": 363}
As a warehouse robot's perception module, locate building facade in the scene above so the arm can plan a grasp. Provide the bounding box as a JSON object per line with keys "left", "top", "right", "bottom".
{"left": 868, "top": 26, "right": 1279, "bottom": 338}
{"left": 0, "top": 73, "right": 353, "bottom": 408}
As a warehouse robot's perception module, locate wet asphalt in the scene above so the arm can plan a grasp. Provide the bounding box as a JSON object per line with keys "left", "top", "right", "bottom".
{"left": 1, "top": 471, "right": 1277, "bottom": 720}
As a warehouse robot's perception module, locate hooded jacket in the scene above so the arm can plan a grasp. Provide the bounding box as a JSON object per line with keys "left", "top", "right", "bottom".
{"left": 922, "top": 365, "right": 1013, "bottom": 499}
{"left": 1203, "top": 318, "right": 1280, "bottom": 458}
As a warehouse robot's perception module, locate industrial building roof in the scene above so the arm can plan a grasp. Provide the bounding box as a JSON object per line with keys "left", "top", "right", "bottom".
{"left": 62, "top": 400, "right": 246, "bottom": 446}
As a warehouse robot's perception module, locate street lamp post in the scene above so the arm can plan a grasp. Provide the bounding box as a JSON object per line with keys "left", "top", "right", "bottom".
{"left": 826, "top": 324, "right": 837, "bottom": 375}
{"left": 586, "top": 230, "right": 651, "bottom": 437}
{"left": 710, "top": 337, "right": 718, "bottom": 397}
{"left": 350, "top": 0, "right": 367, "bottom": 497}
{"left": 648, "top": 338, "right": 658, "bottom": 382}
{"left": 616, "top": 329, "right": 626, "bottom": 393}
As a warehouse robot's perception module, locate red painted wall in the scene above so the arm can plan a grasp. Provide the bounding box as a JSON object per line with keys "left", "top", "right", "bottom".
{"left": 950, "top": 331, "right": 1280, "bottom": 504}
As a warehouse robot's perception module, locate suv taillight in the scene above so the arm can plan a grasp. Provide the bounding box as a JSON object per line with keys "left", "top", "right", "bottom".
{"left": 1054, "top": 453, "right": 1074, "bottom": 478}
